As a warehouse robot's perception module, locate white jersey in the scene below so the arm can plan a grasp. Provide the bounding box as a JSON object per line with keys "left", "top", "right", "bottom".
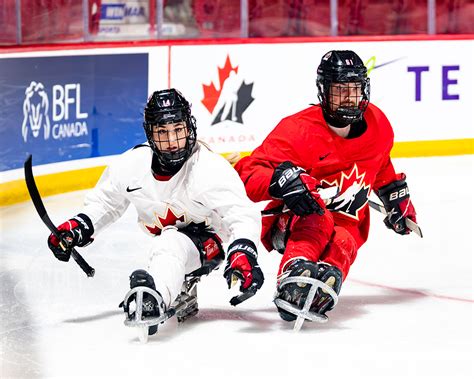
{"left": 82, "top": 142, "right": 261, "bottom": 246}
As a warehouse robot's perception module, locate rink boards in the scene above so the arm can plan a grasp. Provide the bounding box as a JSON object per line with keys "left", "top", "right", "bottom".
{"left": 1, "top": 36, "right": 473, "bottom": 205}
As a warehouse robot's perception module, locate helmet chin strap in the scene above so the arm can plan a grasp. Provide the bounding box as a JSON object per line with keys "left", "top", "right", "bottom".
{"left": 327, "top": 118, "right": 350, "bottom": 129}
{"left": 323, "top": 104, "right": 363, "bottom": 129}
{"left": 151, "top": 152, "right": 185, "bottom": 176}
{"left": 323, "top": 112, "right": 351, "bottom": 129}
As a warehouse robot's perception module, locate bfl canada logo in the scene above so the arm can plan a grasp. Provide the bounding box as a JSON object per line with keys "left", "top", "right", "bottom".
{"left": 21, "top": 81, "right": 89, "bottom": 142}
{"left": 22, "top": 82, "right": 50, "bottom": 141}
{"left": 201, "top": 55, "right": 254, "bottom": 125}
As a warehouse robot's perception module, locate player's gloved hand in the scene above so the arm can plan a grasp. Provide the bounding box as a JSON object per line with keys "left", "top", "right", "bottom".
{"left": 47, "top": 214, "right": 94, "bottom": 262}
{"left": 269, "top": 161, "right": 326, "bottom": 216}
{"left": 223, "top": 239, "right": 264, "bottom": 292}
{"left": 376, "top": 174, "right": 417, "bottom": 235}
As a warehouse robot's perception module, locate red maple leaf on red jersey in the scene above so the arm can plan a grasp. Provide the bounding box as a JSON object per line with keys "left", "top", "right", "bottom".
{"left": 321, "top": 164, "right": 371, "bottom": 220}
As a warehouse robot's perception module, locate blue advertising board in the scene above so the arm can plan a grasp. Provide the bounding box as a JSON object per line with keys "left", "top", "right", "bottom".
{"left": 0, "top": 54, "right": 148, "bottom": 171}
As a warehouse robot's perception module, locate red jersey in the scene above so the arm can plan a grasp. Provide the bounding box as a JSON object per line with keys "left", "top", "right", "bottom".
{"left": 235, "top": 103, "right": 399, "bottom": 248}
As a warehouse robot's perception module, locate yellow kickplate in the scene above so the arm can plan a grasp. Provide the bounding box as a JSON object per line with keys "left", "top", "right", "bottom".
{"left": 0, "top": 166, "right": 106, "bottom": 207}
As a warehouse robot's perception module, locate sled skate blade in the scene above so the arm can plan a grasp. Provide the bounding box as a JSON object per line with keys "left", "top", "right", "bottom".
{"left": 172, "top": 292, "right": 199, "bottom": 323}
{"left": 137, "top": 325, "right": 149, "bottom": 344}
{"left": 275, "top": 276, "right": 338, "bottom": 331}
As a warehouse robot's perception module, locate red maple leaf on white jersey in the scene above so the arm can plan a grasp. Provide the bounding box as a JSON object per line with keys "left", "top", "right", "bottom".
{"left": 144, "top": 207, "right": 186, "bottom": 235}
{"left": 321, "top": 164, "right": 371, "bottom": 220}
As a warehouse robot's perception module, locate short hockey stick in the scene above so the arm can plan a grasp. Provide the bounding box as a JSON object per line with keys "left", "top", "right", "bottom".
{"left": 24, "top": 155, "right": 95, "bottom": 277}
{"left": 368, "top": 200, "right": 423, "bottom": 238}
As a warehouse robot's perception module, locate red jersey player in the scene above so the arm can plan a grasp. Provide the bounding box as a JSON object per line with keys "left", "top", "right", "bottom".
{"left": 234, "top": 50, "right": 417, "bottom": 325}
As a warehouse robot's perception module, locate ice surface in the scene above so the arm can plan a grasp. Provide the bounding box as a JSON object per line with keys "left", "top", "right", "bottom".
{"left": 1, "top": 156, "right": 472, "bottom": 379}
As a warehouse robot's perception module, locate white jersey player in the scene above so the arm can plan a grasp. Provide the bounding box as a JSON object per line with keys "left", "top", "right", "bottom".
{"left": 48, "top": 89, "right": 264, "bottom": 337}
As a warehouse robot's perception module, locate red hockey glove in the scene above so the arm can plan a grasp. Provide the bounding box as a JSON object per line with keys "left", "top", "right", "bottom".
{"left": 223, "top": 239, "right": 264, "bottom": 292}
{"left": 376, "top": 174, "right": 417, "bottom": 235}
{"left": 47, "top": 214, "right": 94, "bottom": 262}
{"left": 269, "top": 161, "right": 326, "bottom": 216}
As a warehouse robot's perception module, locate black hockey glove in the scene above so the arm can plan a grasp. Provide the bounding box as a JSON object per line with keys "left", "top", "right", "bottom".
{"left": 47, "top": 213, "right": 94, "bottom": 262}
{"left": 269, "top": 161, "right": 326, "bottom": 216}
{"left": 223, "top": 239, "right": 264, "bottom": 292}
{"left": 376, "top": 174, "right": 417, "bottom": 235}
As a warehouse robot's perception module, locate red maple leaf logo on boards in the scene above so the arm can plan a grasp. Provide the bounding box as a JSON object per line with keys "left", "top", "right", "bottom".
{"left": 201, "top": 55, "right": 239, "bottom": 114}
{"left": 144, "top": 207, "right": 186, "bottom": 235}
{"left": 321, "top": 164, "right": 371, "bottom": 220}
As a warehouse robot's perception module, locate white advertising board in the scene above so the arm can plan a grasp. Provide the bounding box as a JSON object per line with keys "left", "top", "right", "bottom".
{"left": 147, "top": 47, "right": 169, "bottom": 97}
{"left": 169, "top": 40, "right": 473, "bottom": 153}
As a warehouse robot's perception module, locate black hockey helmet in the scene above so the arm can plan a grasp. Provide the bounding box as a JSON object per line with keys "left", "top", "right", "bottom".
{"left": 316, "top": 50, "right": 370, "bottom": 128}
{"left": 143, "top": 89, "right": 197, "bottom": 172}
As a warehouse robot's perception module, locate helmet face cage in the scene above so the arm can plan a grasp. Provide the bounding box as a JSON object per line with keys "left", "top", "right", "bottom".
{"left": 143, "top": 89, "right": 197, "bottom": 172}
{"left": 316, "top": 50, "right": 370, "bottom": 128}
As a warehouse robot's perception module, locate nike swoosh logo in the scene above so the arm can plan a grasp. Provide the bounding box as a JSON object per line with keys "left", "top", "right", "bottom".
{"left": 126, "top": 186, "right": 142, "bottom": 193}
{"left": 319, "top": 153, "right": 331, "bottom": 161}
